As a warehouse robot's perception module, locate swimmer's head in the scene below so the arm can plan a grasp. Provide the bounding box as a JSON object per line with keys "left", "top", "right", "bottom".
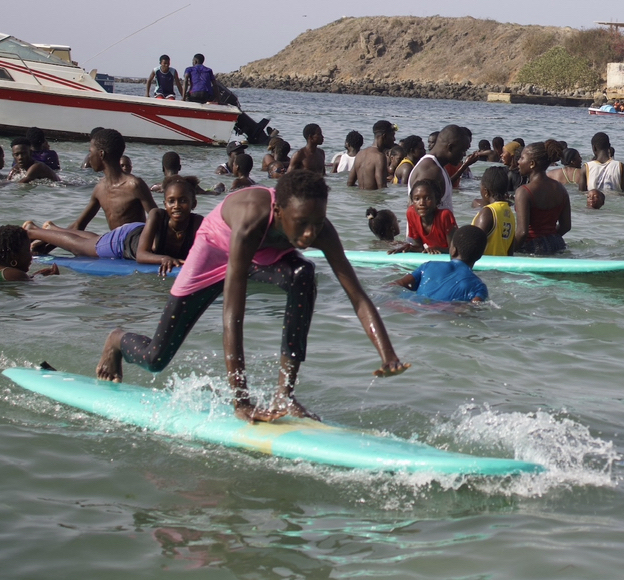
{"left": 91, "top": 129, "right": 125, "bottom": 166}
{"left": 436, "top": 125, "right": 471, "bottom": 165}
{"left": 233, "top": 153, "right": 253, "bottom": 176}
{"left": 267, "top": 160, "right": 286, "bottom": 179}
{"left": 267, "top": 136, "right": 283, "bottom": 152}
{"left": 11, "top": 137, "right": 32, "bottom": 167}
{"left": 591, "top": 132, "right": 610, "bottom": 152}
{"left": 478, "top": 139, "right": 491, "bottom": 151}
{"left": 0, "top": 145, "right": 4, "bottom": 170}
{"left": 274, "top": 140, "right": 291, "bottom": 161}
{"left": 274, "top": 171, "right": 328, "bottom": 249}
{"left": 492, "top": 136, "right": 504, "bottom": 151}
{"left": 519, "top": 142, "right": 558, "bottom": 174}
{"left": 409, "top": 178, "right": 442, "bottom": 205}
{"left": 162, "top": 151, "right": 181, "bottom": 173}
{"left": 480, "top": 166, "right": 508, "bottom": 201}
{"left": 345, "top": 130, "right": 364, "bottom": 151}
{"left": 450, "top": 225, "right": 487, "bottom": 267}
{"left": 0, "top": 225, "right": 31, "bottom": 271}
{"left": 587, "top": 189, "right": 605, "bottom": 210}
{"left": 162, "top": 175, "right": 198, "bottom": 213}
{"left": 366, "top": 207, "right": 400, "bottom": 241}
{"left": 25, "top": 127, "right": 46, "bottom": 150}
{"left": 561, "top": 148, "right": 582, "bottom": 168}
{"left": 388, "top": 145, "right": 405, "bottom": 171}
{"left": 303, "top": 124, "right": 323, "bottom": 144}
{"left": 428, "top": 131, "right": 439, "bottom": 151}
{"left": 120, "top": 155, "right": 132, "bottom": 174}
{"left": 544, "top": 139, "right": 564, "bottom": 164}
{"left": 402, "top": 135, "right": 426, "bottom": 160}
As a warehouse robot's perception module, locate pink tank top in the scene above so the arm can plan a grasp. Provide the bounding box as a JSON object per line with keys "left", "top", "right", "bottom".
{"left": 171, "top": 187, "right": 294, "bottom": 296}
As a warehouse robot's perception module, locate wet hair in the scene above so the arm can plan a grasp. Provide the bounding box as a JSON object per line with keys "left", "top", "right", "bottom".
{"left": 402, "top": 135, "right": 424, "bottom": 154}
{"left": 162, "top": 175, "right": 197, "bottom": 199}
{"left": 373, "top": 120, "right": 393, "bottom": 135}
{"left": 92, "top": 128, "right": 125, "bottom": 161}
{"left": 25, "top": 127, "right": 46, "bottom": 149}
{"left": 513, "top": 137, "right": 525, "bottom": 147}
{"left": 345, "top": 130, "right": 364, "bottom": 150}
{"left": 274, "top": 140, "right": 291, "bottom": 160}
{"left": 267, "top": 160, "right": 286, "bottom": 177}
{"left": 366, "top": 207, "right": 399, "bottom": 241}
{"left": 524, "top": 142, "right": 559, "bottom": 172}
{"left": 267, "top": 136, "right": 283, "bottom": 151}
{"left": 303, "top": 123, "right": 321, "bottom": 140}
{"left": 452, "top": 225, "right": 487, "bottom": 264}
{"left": 410, "top": 178, "right": 442, "bottom": 204}
{"left": 544, "top": 139, "right": 564, "bottom": 163}
{"left": 11, "top": 136, "right": 31, "bottom": 149}
{"left": 0, "top": 225, "right": 29, "bottom": 264}
{"left": 389, "top": 145, "right": 405, "bottom": 158}
{"left": 591, "top": 132, "right": 610, "bottom": 151}
{"left": 492, "top": 136, "right": 504, "bottom": 149}
{"left": 561, "top": 148, "right": 580, "bottom": 167}
{"left": 89, "top": 126, "right": 104, "bottom": 139}
{"left": 481, "top": 166, "right": 508, "bottom": 200}
{"left": 234, "top": 153, "right": 253, "bottom": 174}
{"left": 275, "top": 169, "right": 329, "bottom": 208}
{"left": 159, "top": 54, "right": 170, "bottom": 62}
{"left": 193, "top": 53, "right": 205, "bottom": 64}
{"left": 478, "top": 139, "right": 491, "bottom": 150}
{"left": 162, "top": 151, "right": 181, "bottom": 172}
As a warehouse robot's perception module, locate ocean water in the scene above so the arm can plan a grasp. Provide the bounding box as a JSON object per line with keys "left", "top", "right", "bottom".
{"left": 1, "top": 85, "right": 624, "bottom": 579}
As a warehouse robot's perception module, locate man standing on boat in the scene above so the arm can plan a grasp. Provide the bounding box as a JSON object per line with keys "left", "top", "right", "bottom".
{"left": 182, "top": 54, "right": 220, "bottom": 104}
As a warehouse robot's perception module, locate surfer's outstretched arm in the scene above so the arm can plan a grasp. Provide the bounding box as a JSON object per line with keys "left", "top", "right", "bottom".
{"left": 312, "top": 221, "right": 410, "bottom": 377}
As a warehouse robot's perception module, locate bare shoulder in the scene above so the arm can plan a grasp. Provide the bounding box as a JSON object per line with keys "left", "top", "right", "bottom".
{"left": 222, "top": 187, "right": 272, "bottom": 229}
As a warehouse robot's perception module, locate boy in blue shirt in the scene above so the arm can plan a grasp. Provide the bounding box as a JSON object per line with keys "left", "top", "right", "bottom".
{"left": 394, "top": 225, "right": 488, "bottom": 303}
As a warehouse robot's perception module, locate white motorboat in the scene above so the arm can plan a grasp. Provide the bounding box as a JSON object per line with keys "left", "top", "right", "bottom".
{"left": 0, "top": 33, "right": 241, "bottom": 146}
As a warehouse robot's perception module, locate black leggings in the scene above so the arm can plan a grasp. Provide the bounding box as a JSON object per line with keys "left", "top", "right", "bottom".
{"left": 119, "top": 252, "right": 316, "bottom": 372}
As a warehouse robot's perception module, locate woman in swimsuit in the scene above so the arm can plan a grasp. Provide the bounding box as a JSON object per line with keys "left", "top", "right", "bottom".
{"left": 95, "top": 170, "right": 410, "bottom": 423}
{"left": 23, "top": 176, "right": 203, "bottom": 277}
{"left": 547, "top": 148, "right": 583, "bottom": 188}
{"left": 0, "top": 225, "right": 59, "bottom": 281}
{"left": 514, "top": 142, "right": 572, "bottom": 255}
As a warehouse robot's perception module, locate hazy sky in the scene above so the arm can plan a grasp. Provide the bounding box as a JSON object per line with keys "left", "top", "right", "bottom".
{"left": 2, "top": 2, "right": 620, "bottom": 77}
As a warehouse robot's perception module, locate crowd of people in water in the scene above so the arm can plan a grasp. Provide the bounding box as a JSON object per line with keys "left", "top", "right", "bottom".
{"left": 0, "top": 118, "right": 621, "bottom": 421}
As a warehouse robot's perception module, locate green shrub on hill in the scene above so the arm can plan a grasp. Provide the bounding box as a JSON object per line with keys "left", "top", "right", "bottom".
{"left": 516, "top": 46, "right": 601, "bottom": 91}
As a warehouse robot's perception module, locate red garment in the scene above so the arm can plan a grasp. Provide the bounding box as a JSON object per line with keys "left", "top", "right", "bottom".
{"left": 444, "top": 163, "right": 462, "bottom": 188}
{"left": 519, "top": 185, "right": 564, "bottom": 240}
{"left": 406, "top": 207, "right": 457, "bottom": 248}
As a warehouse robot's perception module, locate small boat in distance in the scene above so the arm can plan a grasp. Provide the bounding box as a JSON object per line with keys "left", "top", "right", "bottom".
{"left": 588, "top": 106, "right": 624, "bottom": 117}
{"left": 0, "top": 33, "right": 269, "bottom": 146}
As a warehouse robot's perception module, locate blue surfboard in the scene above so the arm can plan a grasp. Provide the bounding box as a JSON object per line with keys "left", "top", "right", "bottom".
{"left": 34, "top": 255, "right": 180, "bottom": 277}
{"left": 2, "top": 368, "right": 544, "bottom": 476}
{"left": 304, "top": 250, "right": 624, "bottom": 274}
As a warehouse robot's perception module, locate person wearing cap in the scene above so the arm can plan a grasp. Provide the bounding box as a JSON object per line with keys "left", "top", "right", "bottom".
{"left": 182, "top": 53, "right": 220, "bottom": 104}
{"left": 216, "top": 141, "right": 248, "bottom": 175}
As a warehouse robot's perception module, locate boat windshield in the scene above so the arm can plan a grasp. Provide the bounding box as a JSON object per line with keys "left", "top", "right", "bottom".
{"left": 0, "top": 36, "right": 75, "bottom": 67}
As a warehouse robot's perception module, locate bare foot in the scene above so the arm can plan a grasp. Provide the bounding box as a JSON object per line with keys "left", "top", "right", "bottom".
{"left": 42, "top": 221, "right": 61, "bottom": 230}
{"left": 234, "top": 400, "right": 287, "bottom": 423}
{"left": 271, "top": 393, "right": 321, "bottom": 421}
{"left": 22, "top": 220, "right": 38, "bottom": 231}
{"left": 96, "top": 328, "right": 125, "bottom": 382}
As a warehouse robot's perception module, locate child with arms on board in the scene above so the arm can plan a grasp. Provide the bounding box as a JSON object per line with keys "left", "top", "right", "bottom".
{"left": 30, "top": 129, "right": 157, "bottom": 254}
{"left": 0, "top": 225, "right": 59, "bottom": 281}
{"left": 472, "top": 166, "right": 515, "bottom": 256}
{"left": 394, "top": 225, "right": 488, "bottom": 303}
{"left": 96, "top": 170, "right": 410, "bottom": 422}
{"left": 23, "top": 176, "right": 202, "bottom": 277}
{"left": 389, "top": 179, "right": 457, "bottom": 254}
{"left": 8, "top": 137, "right": 60, "bottom": 184}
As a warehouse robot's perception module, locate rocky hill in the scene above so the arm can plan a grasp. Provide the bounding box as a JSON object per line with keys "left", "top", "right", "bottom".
{"left": 218, "top": 16, "right": 605, "bottom": 102}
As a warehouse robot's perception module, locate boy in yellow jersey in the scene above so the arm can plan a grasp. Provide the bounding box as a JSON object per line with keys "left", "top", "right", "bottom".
{"left": 472, "top": 166, "right": 515, "bottom": 256}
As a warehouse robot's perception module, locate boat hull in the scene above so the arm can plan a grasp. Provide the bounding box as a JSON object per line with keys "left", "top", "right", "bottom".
{"left": 588, "top": 107, "right": 624, "bottom": 117}
{"left": 0, "top": 82, "right": 240, "bottom": 145}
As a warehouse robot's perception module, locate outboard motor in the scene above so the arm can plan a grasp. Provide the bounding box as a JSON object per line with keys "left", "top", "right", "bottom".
{"left": 216, "top": 81, "right": 272, "bottom": 145}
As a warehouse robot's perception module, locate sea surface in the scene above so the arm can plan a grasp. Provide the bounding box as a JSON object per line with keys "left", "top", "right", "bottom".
{"left": 1, "top": 85, "right": 624, "bottom": 579}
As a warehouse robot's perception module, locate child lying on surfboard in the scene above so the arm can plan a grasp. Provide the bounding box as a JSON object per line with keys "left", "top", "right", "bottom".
{"left": 96, "top": 170, "right": 411, "bottom": 423}
{"left": 393, "top": 225, "right": 488, "bottom": 303}
{"left": 0, "top": 225, "right": 59, "bottom": 281}
{"left": 23, "top": 176, "right": 203, "bottom": 277}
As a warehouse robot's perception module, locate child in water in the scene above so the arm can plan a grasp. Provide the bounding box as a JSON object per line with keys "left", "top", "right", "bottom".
{"left": 587, "top": 189, "right": 605, "bottom": 209}
{"left": 230, "top": 154, "right": 256, "bottom": 191}
{"left": 394, "top": 225, "right": 488, "bottom": 303}
{"left": 472, "top": 166, "right": 515, "bottom": 256}
{"left": 365, "top": 207, "right": 400, "bottom": 241}
{"left": 23, "top": 176, "right": 203, "bottom": 277}
{"left": 389, "top": 179, "right": 458, "bottom": 254}
{"left": 96, "top": 170, "right": 410, "bottom": 422}
{"left": 0, "top": 225, "right": 59, "bottom": 281}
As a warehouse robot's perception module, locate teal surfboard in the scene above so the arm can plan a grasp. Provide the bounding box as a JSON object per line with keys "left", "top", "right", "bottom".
{"left": 2, "top": 368, "right": 543, "bottom": 476}
{"left": 304, "top": 250, "right": 624, "bottom": 274}
{"left": 33, "top": 256, "right": 180, "bottom": 277}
